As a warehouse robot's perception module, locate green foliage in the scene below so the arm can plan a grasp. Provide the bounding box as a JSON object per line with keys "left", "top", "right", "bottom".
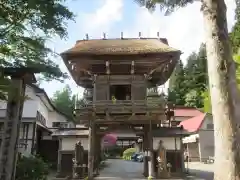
{"left": 51, "top": 85, "right": 86, "bottom": 121}
{"left": 230, "top": 0, "right": 240, "bottom": 54}
{"left": 202, "top": 90, "right": 211, "bottom": 113}
{"left": 16, "top": 155, "right": 49, "bottom": 180}
{"left": 168, "top": 60, "right": 186, "bottom": 105}
{"left": 0, "top": 0, "right": 74, "bottom": 81}
{"left": 168, "top": 44, "right": 208, "bottom": 108}
{"left": 134, "top": 0, "right": 194, "bottom": 15}
{"left": 122, "top": 148, "right": 136, "bottom": 160}
{"left": 185, "top": 90, "right": 203, "bottom": 108}
{"left": 234, "top": 54, "right": 240, "bottom": 89}
{"left": 52, "top": 85, "right": 76, "bottom": 121}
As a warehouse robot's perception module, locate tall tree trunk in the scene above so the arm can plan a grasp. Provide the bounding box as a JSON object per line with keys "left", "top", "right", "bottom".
{"left": 202, "top": 0, "right": 240, "bottom": 179}
{"left": 0, "top": 78, "right": 25, "bottom": 180}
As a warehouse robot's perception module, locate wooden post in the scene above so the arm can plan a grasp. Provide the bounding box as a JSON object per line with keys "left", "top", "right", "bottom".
{"left": 0, "top": 77, "right": 25, "bottom": 180}
{"left": 180, "top": 136, "right": 185, "bottom": 174}
{"left": 148, "top": 119, "right": 155, "bottom": 178}
{"left": 57, "top": 138, "right": 62, "bottom": 176}
{"left": 143, "top": 125, "right": 149, "bottom": 177}
{"left": 94, "top": 126, "right": 100, "bottom": 175}
{"left": 88, "top": 119, "right": 95, "bottom": 180}
{"left": 88, "top": 74, "right": 97, "bottom": 180}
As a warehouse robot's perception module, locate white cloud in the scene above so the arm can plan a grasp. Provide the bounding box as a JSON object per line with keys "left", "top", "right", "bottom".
{"left": 128, "top": 0, "right": 236, "bottom": 62}
{"left": 81, "top": 0, "right": 123, "bottom": 38}
{"left": 41, "top": 0, "right": 124, "bottom": 97}
{"left": 126, "top": 0, "right": 236, "bottom": 91}
{"left": 41, "top": 0, "right": 237, "bottom": 96}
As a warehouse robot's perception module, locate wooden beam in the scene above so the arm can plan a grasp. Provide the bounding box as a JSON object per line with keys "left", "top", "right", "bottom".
{"left": 69, "top": 57, "right": 171, "bottom": 65}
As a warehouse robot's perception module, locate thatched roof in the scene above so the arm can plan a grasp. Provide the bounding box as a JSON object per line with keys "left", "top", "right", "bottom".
{"left": 61, "top": 38, "right": 180, "bottom": 57}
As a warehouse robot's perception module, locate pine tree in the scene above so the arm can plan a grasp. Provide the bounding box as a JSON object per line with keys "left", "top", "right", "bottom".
{"left": 168, "top": 60, "right": 186, "bottom": 105}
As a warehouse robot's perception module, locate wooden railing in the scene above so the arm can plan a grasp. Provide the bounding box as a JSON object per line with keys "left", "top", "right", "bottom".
{"left": 75, "top": 99, "right": 166, "bottom": 115}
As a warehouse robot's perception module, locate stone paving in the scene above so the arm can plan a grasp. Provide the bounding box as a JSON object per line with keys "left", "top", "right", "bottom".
{"left": 95, "top": 159, "right": 214, "bottom": 180}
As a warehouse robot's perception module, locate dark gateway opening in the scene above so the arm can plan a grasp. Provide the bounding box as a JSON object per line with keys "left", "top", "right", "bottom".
{"left": 110, "top": 85, "right": 131, "bottom": 100}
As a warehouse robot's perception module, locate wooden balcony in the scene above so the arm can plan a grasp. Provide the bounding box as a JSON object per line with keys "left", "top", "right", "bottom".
{"left": 75, "top": 99, "right": 166, "bottom": 119}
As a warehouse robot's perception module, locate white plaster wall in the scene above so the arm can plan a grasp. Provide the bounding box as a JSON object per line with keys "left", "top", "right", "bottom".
{"left": 22, "top": 86, "right": 38, "bottom": 117}
{"left": 198, "top": 115, "right": 214, "bottom": 160}
{"left": 153, "top": 137, "right": 181, "bottom": 150}
{"left": 37, "top": 97, "right": 49, "bottom": 120}
{"left": 198, "top": 130, "right": 214, "bottom": 160}
{"left": 200, "top": 115, "right": 213, "bottom": 130}
{"left": 61, "top": 137, "right": 89, "bottom": 150}
{"left": 0, "top": 86, "right": 38, "bottom": 118}
{"left": 47, "top": 111, "right": 68, "bottom": 128}
{"left": 0, "top": 109, "right": 6, "bottom": 117}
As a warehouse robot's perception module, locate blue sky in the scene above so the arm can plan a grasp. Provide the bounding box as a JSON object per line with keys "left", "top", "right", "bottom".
{"left": 41, "top": 0, "right": 237, "bottom": 98}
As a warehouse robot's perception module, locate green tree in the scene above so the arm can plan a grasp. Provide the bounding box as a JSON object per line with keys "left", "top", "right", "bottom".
{"left": 168, "top": 60, "right": 186, "bottom": 105}
{"left": 183, "top": 44, "right": 208, "bottom": 108}
{"left": 230, "top": 0, "right": 240, "bottom": 54}
{"left": 135, "top": 1, "right": 240, "bottom": 179}
{"left": 185, "top": 90, "right": 203, "bottom": 108}
{"left": 203, "top": 90, "right": 211, "bottom": 113}
{"left": 52, "top": 85, "right": 76, "bottom": 121}
{"left": 52, "top": 86, "right": 86, "bottom": 121}
{"left": 1, "top": 0, "right": 74, "bottom": 81}
{"left": 0, "top": 2, "right": 74, "bottom": 178}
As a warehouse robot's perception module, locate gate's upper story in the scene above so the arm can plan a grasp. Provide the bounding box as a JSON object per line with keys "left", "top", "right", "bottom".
{"left": 61, "top": 36, "right": 180, "bottom": 124}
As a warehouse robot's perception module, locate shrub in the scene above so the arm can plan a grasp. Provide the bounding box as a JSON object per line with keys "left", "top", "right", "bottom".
{"left": 16, "top": 154, "right": 50, "bottom": 180}
{"left": 122, "top": 148, "right": 136, "bottom": 160}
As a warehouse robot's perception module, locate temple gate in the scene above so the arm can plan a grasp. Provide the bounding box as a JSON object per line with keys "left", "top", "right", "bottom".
{"left": 61, "top": 33, "right": 181, "bottom": 179}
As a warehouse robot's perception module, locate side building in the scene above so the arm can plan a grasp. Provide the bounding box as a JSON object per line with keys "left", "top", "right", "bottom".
{"left": 0, "top": 84, "right": 75, "bottom": 158}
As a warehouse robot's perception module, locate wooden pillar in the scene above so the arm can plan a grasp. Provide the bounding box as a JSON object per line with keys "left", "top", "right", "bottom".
{"left": 94, "top": 126, "right": 101, "bottom": 175}
{"left": 148, "top": 120, "right": 155, "bottom": 178}
{"left": 143, "top": 125, "right": 149, "bottom": 177}
{"left": 57, "top": 138, "right": 62, "bottom": 175}
{"left": 198, "top": 139, "right": 202, "bottom": 162}
{"left": 88, "top": 119, "right": 95, "bottom": 180}
{"left": 180, "top": 136, "right": 185, "bottom": 173}
{"left": 0, "top": 77, "right": 25, "bottom": 180}
{"left": 88, "top": 74, "right": 97, "bottom": 180}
